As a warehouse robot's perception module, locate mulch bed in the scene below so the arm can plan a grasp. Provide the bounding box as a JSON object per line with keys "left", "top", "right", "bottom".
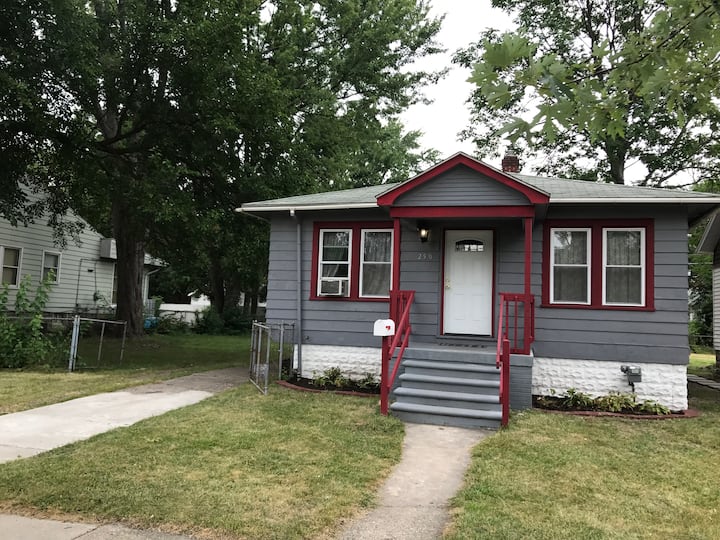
{"left": 276, "top": 379, "right": 378, "bottom": 398}
{"left": 534, "top": 403, "right": 700, "bottom": 420}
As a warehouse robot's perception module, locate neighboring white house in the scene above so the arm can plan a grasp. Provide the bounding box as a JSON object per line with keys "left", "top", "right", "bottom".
{"left": 0, "top": 198, "right": 159, "bottom": 315}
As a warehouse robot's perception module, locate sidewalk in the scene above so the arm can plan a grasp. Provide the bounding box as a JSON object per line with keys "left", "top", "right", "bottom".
{"left": 0, "top": 367, "right": 248, "bottom": 463}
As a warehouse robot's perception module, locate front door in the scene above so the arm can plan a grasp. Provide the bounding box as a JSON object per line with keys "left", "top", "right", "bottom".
{"left": 443, "top": 229, "right": 494, "bottom": 335}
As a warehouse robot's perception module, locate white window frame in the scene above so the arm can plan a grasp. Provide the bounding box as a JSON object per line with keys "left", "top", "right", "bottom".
{"left": 549, "top": 228, "right": 591, "bottom": 305}
{"left": 42, "top": 250, "right": 62, "bottom": 283}
{"left": 317, "top": 229, "right": 352, "bottom": 297}
{"left": 1, "top": 245, "right": 23, "bottom": 288}
{"left": 359, "top": 228, "right": 393, "bottom": 299}
{"left": 602, "top": 227, "right": 645, "bottom": 307}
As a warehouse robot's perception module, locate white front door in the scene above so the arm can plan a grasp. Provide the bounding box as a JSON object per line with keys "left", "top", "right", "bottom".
{"left": 443, "top": 229, "right": 494, "bottom": 335}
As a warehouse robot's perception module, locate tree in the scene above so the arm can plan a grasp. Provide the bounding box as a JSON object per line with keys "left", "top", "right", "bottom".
{"left": 1, "top": 1, "right": 442, "bottom": 334}
{"left": 456, "top": 0, "right": 720, "bottom": 185}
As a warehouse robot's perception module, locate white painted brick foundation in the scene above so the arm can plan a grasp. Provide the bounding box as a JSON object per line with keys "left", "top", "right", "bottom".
{"left": 294, "top": 345, "right": 381, "bottom": 380}
{"left": 532, "top": 357, "right": 688, "bottom": 411}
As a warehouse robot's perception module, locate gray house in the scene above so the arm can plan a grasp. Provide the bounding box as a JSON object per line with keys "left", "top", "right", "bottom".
{"left": 242, "top": 153, "right": 720, "bottom": 428}
{"left": 1, "top": 202, "right": 158, "bottom": 315}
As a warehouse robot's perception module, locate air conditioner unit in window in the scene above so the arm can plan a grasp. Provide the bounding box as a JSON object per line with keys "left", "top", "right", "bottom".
{"left": 319, "top": 278, "right": 348, "bottom": 296}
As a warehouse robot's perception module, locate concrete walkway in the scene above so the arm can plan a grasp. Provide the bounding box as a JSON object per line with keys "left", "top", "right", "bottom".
{"left": 337, "top": 423, "right": 490, "bottom": 540}
{"left": 0, "top": 367, "right": 248, "bottom": 464}
{"left": 688, "top": 373, "right": 720, "bottom": 392}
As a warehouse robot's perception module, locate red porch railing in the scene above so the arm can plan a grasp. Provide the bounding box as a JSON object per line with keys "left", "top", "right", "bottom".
{"left": 496, "top": 292, "right": 535, "bottom": 426}
{"left": 380, "top": 290, "right": 415, "bottom": 415}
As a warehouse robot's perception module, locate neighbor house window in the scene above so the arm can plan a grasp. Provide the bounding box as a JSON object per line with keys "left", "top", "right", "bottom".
{"left": 312, "top": 222, "right": 393, "bottom": 301}
{"left": 1, "top": 246, "right": 22, "bottom": 287}
{"left": 550, "top": 228, "right": 590, "bottom": 304}
{"left": 543, "top": 220, "right": 653, "bottom": 310}
{"left": 603, "top": 228, "right": 644, "bottom": 306}
{"left": 42, "top": 251, "right": 61, "bottom": 283}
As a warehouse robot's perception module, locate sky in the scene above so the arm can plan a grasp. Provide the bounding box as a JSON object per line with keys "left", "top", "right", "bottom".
{"left": 400, "top": 1, "right": 516, "bottom": 165}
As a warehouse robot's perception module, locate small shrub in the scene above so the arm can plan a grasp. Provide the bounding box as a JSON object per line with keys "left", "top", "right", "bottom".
{"left": 638, "top": 400, "right": 671, "bottom": 415}
{"left": 594, "top": 391, "right": 637, "bottom": 413}
{"left": 356, "top": 372, "right": 379, "bottom": 390}
{"left": 156, "top": 315, "right": 191, "bottom": 335}
{"left": 221, "top": 307, "right": 252, "bottom": 334}
{"left": 195, "top": 307, "right": 225, "bottom": 334}
{"left": 0, "top": 274, "right": 56, "bottom": 368}
{"left": 312, "top": 367, "right": 348, "bottom": 388}
{"left": 561, "top": 388, "right": 595, "bottom": 410}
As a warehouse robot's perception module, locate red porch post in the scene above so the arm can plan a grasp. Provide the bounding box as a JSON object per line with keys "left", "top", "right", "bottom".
{"left": 392, "top": 218, "right": 401, "bottom": 293}
{"left": 523, "top": 217, "right": 533, "bottom": 354}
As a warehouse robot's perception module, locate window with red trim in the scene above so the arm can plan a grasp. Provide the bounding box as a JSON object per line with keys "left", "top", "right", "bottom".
{"left": 311, "top": 222, "right": 393, "bottom": 301}
{"left": 543, "top": 219, "right": 654, "bottom": 310}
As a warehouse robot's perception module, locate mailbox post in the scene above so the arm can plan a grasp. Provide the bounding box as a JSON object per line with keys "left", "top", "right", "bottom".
{"left": 374, "top": 319, "right": 396, "bottom": 415}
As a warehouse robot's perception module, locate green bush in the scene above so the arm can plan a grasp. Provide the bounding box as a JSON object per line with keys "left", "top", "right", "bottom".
{"left": 0, "top": 274, "right": 56, "bottom": 368}
{"left": 155, "top": 315, "right": 191, "bottom": 335}
{"left": 194, "top": 307, "right": 225, "bottom": 334}
{"left": 194, "top": 306, "right": 253, "bottom": 335}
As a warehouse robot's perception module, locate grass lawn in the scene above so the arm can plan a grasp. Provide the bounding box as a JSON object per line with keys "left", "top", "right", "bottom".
{"left": 688, "top": 352, "right": 719, "bottom": 381}
{"left": 0, "top": 334, "right": 250, "bottom": 415}
{"left": 0, "top": 385, "right": 404, "bottom": 540}
{"left": 446, "top": 387, "right": 720, "bottom": 540}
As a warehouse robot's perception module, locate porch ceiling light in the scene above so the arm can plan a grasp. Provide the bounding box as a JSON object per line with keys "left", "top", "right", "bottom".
{"left": 417, "top": 223, "right": 430, "bottom": 243}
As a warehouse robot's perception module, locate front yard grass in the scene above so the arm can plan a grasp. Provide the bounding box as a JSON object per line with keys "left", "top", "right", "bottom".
{"left": 0, "top": 385, "right": 403, "bottom": 540}
{"left": 0, "top": 334, "right": 249, "bottom": 414}
{"left": 446, "top": 387, "right": 720, "bottom": 540}
{"left": 689, "top": 352, "right": 719, "bottom": 381}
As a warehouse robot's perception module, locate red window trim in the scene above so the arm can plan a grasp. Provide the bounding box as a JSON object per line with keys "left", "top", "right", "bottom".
{"left": 541, "top": 219, "right": 655, "bottom": 311}
{"left": 310, "top": 221, "right": 393, "bottom": 302}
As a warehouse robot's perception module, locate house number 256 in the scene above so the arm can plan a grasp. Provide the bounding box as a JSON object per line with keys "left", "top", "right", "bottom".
{"left": 416, "top": 253, "right": 433, "bottom": 260}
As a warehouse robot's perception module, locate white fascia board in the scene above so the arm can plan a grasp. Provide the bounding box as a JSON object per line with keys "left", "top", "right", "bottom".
{"left": 237, "top": 202, "right": 380, "bottom": 212}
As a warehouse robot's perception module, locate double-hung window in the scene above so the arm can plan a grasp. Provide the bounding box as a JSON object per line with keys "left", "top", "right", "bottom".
{"left": 42, "top": 251, "right": 61, "bottom": 283}
{"left": 550, "top": 228, "right": 590, "bottom": 304}
{"left": 318, "top": 229, "right": 352, "bottom": 297}
{"left": 603, "top": 228, "right": 644, "bottom": 306}
{"left": 313, "top": 222, "right": 393, "bottom": 300}
{"left": 1, "top": 246, "right": 22, "bottom": 287}
{"left": 544, "top": 220, "right": 653, "bottom": 310}
{"left": 360, "top": 229, "right": 393, "bottom": 298}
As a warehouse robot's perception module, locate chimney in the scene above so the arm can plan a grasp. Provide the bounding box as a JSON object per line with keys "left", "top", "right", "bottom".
{"left": 501, "top": 152, "right": 521, "bottom": 173}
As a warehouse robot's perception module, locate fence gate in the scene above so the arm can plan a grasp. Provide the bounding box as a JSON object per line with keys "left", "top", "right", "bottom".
{"left": 250, "top": 321, "right": 295, "bottom": 394}
{"left": 67, "top": 316, "right": 128, "bottom": 372}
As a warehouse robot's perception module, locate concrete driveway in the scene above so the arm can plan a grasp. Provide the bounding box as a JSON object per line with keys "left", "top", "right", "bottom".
{"left": 0, "top": 367, "right": 248, "bottom": 464}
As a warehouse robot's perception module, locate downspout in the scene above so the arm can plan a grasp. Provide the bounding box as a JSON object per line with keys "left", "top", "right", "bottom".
{"left": 292, "top": 209, "right": 303, "bottom": 375}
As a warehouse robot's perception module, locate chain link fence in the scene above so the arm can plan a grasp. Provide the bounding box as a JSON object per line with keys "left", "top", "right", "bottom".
{"left": 249, "top": 321, "right": 295, "bottom": 394}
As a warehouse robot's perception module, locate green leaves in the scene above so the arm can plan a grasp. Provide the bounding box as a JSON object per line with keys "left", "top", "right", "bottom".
{"left": 459, "top": 0, "right": 720, "bottom": 185}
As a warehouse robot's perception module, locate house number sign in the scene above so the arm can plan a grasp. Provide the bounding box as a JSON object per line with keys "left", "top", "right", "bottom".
{"left": 416, "top": 253, "right": 433, "bottom": 260}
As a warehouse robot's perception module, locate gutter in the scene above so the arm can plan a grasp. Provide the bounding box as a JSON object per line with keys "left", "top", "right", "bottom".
{"left": 550, "top": 197, "right": 720, "bottom": 204}
{"left": 236, "top": 202, "right": 379, "bottom": 213}
{"left": 292, "top": 210, "right": 303, "bottom": 375}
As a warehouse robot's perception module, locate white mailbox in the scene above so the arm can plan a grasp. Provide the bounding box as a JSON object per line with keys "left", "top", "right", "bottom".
{"left": 373, "top": 319, "right": 396, "bottom": 337}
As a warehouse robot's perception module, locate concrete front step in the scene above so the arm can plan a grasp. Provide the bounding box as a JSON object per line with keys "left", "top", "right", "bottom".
{"left": 403, "top": 346, "right": 497, "bottom": 364}
{"left": 393, "top": 387, "right": 500, "bottom": 410}
{"left": 403, "top": 360, "right": 500, "bottom": 379}
{"left": 398, "top": 372, "right": 499, "bottom": 394}
{"left": 390, "top": 401, "right": 502, "bottom": 429}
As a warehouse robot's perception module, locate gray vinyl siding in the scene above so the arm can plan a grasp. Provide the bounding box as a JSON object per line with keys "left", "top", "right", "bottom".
{"left": 265, "top": 210, "right": 393, "bottom": 348}
{"left": 533, "top": 206, "right": 689, "bottom": 365}
{"left": 0, "top": 217, "right": 115, "bottom": 313}
{"left": 266, "top": 204, "right": 690, "bottom": 365}
{"left": 394, "top": 165, "right": 531, "bottom": 206}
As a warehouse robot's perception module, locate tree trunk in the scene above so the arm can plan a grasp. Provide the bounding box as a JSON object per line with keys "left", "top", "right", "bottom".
{"left": 605, "top": 138, "right": 628, "bottom": 184}
{"left": 112, "top": 198, "right": 145, "bottom": 337}
{"left": 208, "top": 259, "right": 225, "bottom": 314}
